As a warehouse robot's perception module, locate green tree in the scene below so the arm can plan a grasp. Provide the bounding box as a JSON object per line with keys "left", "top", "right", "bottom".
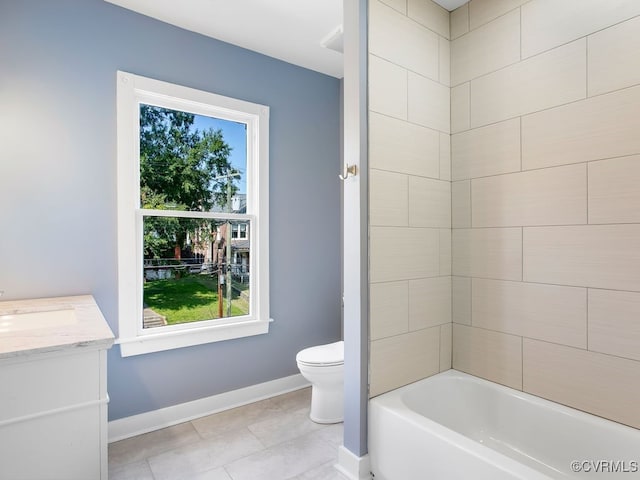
{"left": 140, "top": 104, "right": 237, "bottom": 259}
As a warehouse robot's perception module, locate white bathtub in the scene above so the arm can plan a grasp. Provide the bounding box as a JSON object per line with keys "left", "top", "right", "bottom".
{"left": 369, "top": 370, "right": 640, "bottom": 479}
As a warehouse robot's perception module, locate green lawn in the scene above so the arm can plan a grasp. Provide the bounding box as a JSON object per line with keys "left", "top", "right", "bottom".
{"left": 144, "top": 274, "right": 249, "bottom": 325}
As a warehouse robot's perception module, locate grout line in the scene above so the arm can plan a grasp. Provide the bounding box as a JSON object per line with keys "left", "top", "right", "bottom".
{"left": 406, "top": 174, "right": 410, "bottom": 227}
{"left": 586, "top": 162, "right": 590, "bottom": 224}
{"left": 452, "top": 223, "right": 590, "bottom": 230}
{"left": 467, "top": 1, "right": 536, "bottom": 33}
{"left": 438, "top": 122, "right": 442, "bottom": 180}
{"left": 521, "top": 337, "right": 524, "bottom": 391}
{"left": 367, "top": 50, "right": 447, "bottom": 89}
{"left": 223, "top": 465, "right": 233, "bottom": 479}
{"left": 521, "top": 335, "right": 640, "bottom": 365}
{"left": 586, "top": 34, "right": 590, "bottom": 97}
{"left": 438, "top": 325, "right": 442, "bottom": 372}
{"left": 450, "top": 321, "right": 454, "bottom": 369}
{"left": 521, "top": 226, "right": 524, "bottom": 282}
{"left": 519, "top": 6, "right": 522, "bottom": 61}
{"left": 379, "top": 0, "right": 451, "bottom": 42}
{"left": 405, "top": 67, "right": 409, "bottom": 121}
{"left": 458, "top": 81, "right": 640, "bottom": 135}
{"left": 586, "top": 288, "right": 590, "bottom": 350}
{"left": 451, "top": 154, "right": 640, "bottom": 182}
{"left": 450, "top": 272, "right": 455, "bottom": 330}
{"left": 371, "top": 109, "right": 448, "bottom": 137}
{"left": 468, "top": 178, "right": 472, "bottom": 228}
{"left": 446, "top": 275, "right": 640, "bottom": 296}
{"left": 469, "top": 274, "right": 473, "bottom": 326}
{"left": 371, "top": 225, "right": 449, "bottom": 232}
{"left": 145, "top": 459, "right": 155, "bottom": 479}
{"left": 457, "top": 323, "right": 576, "bottom": 351}
{"left": 519, "top": 116, "right": 523, "bottom": 171}
{"left": 369, "top": 166, "right": 444, "bottom": 181}
{"left": 453, "top": 10, "right": 640, "bottom": 89}
{"left": 460, "top": 164, "right": 562, "bottom": 182}
{"left": 466, "top": 81, "right": 471, "bottom": 133}
{"left": 373, "top": 323, "right": 447, "bottom": 343}
{"left": 438, "top": 36, "right": 442, "bottom": 86}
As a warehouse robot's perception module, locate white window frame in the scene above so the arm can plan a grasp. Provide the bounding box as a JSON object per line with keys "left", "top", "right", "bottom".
{"left": 116, "top": 71, "right": 270, "bottom": 357}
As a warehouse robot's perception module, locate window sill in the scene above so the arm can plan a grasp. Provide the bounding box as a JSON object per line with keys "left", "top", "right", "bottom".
{"left": 116, "top": 319, "right": 271, "bottom": 357}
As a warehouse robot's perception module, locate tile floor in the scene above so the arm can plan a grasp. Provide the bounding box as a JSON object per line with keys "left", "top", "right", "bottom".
{"left": 109, "top": 387, "right": 350, "bottom": 480}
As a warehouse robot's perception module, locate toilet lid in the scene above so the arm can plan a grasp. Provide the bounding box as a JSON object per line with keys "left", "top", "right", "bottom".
{"left": 296, "top": 341, "right": 344, "bottom": 366}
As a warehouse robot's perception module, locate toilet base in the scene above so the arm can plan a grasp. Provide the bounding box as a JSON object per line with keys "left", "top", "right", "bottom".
{"left": 309, "top": 383, "right": 344, "bottom": 424}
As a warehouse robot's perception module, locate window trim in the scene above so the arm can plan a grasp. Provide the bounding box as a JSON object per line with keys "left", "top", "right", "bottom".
{"left": 116, "top": 71, "right": 270, "bottom": 357}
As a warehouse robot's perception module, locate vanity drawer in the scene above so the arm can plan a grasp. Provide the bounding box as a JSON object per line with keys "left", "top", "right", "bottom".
{"left": 0, "top": 402, "right": 102, "bottom": 480}
{"left": 0, "top": 349, "right": 100, "bottom": 422}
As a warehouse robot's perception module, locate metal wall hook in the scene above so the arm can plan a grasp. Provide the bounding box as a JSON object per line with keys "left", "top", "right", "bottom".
{"left": 339, "top": 164, "right": 358, "bottom": 180}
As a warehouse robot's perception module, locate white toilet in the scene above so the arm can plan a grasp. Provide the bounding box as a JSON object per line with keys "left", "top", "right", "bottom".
{"left": 296, "top": 340, "right": 344, "bottom": 424}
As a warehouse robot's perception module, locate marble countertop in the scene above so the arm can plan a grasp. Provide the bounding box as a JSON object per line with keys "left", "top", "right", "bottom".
{"left": 0, "top": 295, "right": 115, "bottom": 359}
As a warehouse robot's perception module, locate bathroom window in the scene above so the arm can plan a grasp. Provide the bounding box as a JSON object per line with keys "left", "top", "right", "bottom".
{"left": 116, "top": 71, "right": 270, "bottom": 356}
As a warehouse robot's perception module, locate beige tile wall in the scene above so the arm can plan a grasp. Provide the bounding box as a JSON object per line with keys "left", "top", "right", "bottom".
{"left": 450, "top": 0, "right": 640, "bottom": 429}
{"left": 450, "top": 83, "right": 470, "bottom": 133}
{"left": 370, "top": 0, "right": 440, "bottom": 80}
{"left": 588, "top": 155, "right": 640, "bottom": 224}
{"left": 522, "top": 85, "right": 640, "bottom": 170}
{"left": 370, "top": 227, "right": 441, "bottom": 282}
{"left": 368, "top": 0, "right": 451, "bottom": 397}
{"left": 472, "top": 279, "right": 587, "bottom": 348}
{"left": 370, "top": 326, "right": 441, "bottom": 397}
{"left": 451, "top": 8, "right": 520, "bottom": 86}
{"left": 452, "top": 324, "right": 522, "bottom": 390}
{"left": 451, "top": 117, "right": 520, "bottom": 180}
{"left": 452, "top": 227, "right": 522, "bottom": 280}
{"left": 468, "top": 0, "right": 529, "bottom": 31}
{"left": 368, "top": 0, "right": 640, "bottom": 428}
{"left": 588, "top": 289, "right": 640, "bottom": 362}
{"left": 523, "top": 225, "right": 640, "bottom": 291}
{"left": 470, "top": 39, "right": 587, "bottom": 127}
{"left": 408, "top": 0, "right": 450, "bottom": 38}
{"left": 370, "top": 112, "right": 440, "bottom": 178}
{"left": 588, "top": 15, "right": 640, "bottom": 96}
{"left": 471, "top": 164, "right": 587, "bottom": 227}
{"left": 520, "top": 0, "right": 640, "bottom": 59}
{"left": 450, "top": 3, "right": 469, "bottom": 39}
{"left": 523, "top": 339, "right": 640, "bottom": 428}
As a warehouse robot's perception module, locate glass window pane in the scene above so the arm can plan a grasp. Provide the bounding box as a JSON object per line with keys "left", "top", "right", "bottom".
{"left": 139, "top": 104, "right": 247, "bottom": 213}
{"left": 142, "top": 216, "right": 251, "bottom": 329}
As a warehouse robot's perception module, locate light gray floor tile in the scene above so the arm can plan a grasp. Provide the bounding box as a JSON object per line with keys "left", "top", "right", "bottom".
{"left": 191, "top": 397, "right": 282, "bottom": 439}
{"left": 290, "top": 460, "right": 350, "bottom": 480}
{"left": 309, "top": 422, "right": 344, "bottom": 448}
{"left": 186, "top": 467, "right": 233, "bottom": 480}
{"left": 224, "top": 432, "right": 335, "bottom": 480}
{"left": 108, "top": 460, "right": 155, "bottom": 480}
{"left": 247, "top": 407, "right": 324, "bottom": 447}
{"left": 147, "top": 428, "right": 263, "bottom": 480}
{"left": 109, "top": 387, "right": 345, "bottom": 480}
{"left": 109, "top": 422, "right": 201, "bottom": 468}
{"left": 270, "top": 387, "right": 312, "bottom": 412}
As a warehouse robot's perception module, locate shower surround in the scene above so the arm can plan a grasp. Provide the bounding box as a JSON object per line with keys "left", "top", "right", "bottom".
{"left": 369, "top": 0, "right": 640, "bottom": 430}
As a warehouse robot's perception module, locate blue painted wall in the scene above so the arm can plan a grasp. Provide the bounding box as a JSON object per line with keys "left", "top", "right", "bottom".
{"left": 0, "top": 0, "right": 342, "bottom": 420}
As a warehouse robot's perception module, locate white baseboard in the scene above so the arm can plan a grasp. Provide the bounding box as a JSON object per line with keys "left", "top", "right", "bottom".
{"left": 108, "top": 373, "right": 309, "bottom": 443}
{"left": 335, "top": 445, "right": 371, "bottom": 480}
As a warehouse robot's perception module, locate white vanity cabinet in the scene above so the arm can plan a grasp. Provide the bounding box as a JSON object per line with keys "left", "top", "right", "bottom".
{"left": 0, "top": 296, "right": 114, "bottom": 480}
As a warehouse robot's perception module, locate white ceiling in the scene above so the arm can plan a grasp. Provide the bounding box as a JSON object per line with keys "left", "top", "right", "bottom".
{"left": 106, "top": 0, "right": 467, "bottom": 79}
